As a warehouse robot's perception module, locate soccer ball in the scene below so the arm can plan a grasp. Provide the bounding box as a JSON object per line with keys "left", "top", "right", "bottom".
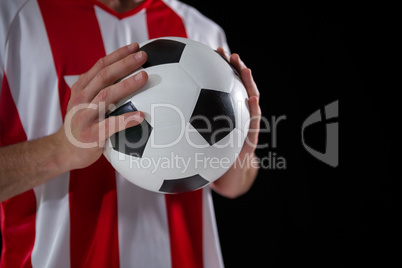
{"left": 104, "top": 37, "right": 250, "bottom": 194}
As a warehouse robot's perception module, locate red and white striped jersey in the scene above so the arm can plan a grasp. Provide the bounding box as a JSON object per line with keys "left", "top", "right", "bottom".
{"left": 0, "top": 0, "right": 230, "bottom": 267}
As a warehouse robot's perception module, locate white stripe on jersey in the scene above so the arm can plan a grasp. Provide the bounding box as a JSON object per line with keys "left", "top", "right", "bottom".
{"left": 32, "top": 173, "right": 71, "bottom": 268}
{"left": 116, "top": 177, "right": 172, "bottom": 268}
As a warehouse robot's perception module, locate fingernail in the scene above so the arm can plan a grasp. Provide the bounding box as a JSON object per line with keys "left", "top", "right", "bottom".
{"left": 128, "top": 43, "right": 136, "bottom": 51}
{"left": 134, "top": 71, "right": 143, "bottom": 81}
{"left": 132, "top": 111, "right": 144, "bottom": 122}
{"left": 135, "top": 51, "right": 143, "bottom": 60}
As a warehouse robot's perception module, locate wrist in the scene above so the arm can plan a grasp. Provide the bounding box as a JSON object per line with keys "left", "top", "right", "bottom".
{"left": 50, "top": 129, "right": 76, "bottom": 173}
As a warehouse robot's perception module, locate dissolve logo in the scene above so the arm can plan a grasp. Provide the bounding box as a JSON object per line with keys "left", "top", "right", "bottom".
{"left": 301, "top": 100, "right": 339, "bottom": 168}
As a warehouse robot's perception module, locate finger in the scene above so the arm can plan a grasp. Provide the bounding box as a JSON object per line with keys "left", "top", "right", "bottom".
{"left": 78, "top": 43, "right": 140, "bottom": 89}
{"left": 86, "top": 51, "right": 147, "bottom": 102}
{"left": 229, "top": 54, "right": 260, "bottom": 98}
{"left": 248, "top": 96, "right": 261, "bottom": 131}
{"left": 240, "top": 67, "right": 260, "bottom": 99}
{"left": 98, "top": 111, "right": 144, "bottom": 142}
{"left": 243, "top": 96, "right": 261, "bottom": 154}
{"left": 230, "top": 53, "right": 247, "bottom": 73}
{"left": 91, "top": 70, "right": 148, "bottom": 112}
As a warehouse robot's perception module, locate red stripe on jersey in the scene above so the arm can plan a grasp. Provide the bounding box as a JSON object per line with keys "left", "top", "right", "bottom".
{"left": 165, "top": 190, "right": 204, "bottom": 268}
{"left": 146, "top": 0, "right": 188, "bottom": 39}
{"left": 146, "top": 3, "right": 205, "bottom": 267}
{"left": 69, "top": 157, "right": 120, "bottom": 267}
{"left": 0, "top": 74, "right": 36, "bottom": 268}
{"left": 37, "top": 1, "right": 120, "bottom": 267}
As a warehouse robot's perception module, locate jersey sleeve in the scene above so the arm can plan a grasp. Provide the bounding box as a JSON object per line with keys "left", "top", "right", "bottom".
{"left": 0, "top": 0, "right": 28, "bottom": 100}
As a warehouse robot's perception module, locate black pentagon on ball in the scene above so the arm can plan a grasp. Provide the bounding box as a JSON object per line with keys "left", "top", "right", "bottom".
{"left": 159, "top": 174, "right": 209, "bottom": 193}
{"left": 140, "top": 39, "right": 186, "bottom": 68}
{"left": 107, "top": 102, "right": 152, "bottom": 158}
{"left": 190, "top": 89, "right": 236, "bottom": 145}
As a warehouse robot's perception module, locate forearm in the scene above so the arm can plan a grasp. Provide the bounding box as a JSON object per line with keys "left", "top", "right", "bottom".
{"left": 0, "top": 133, "right": 68, "bottom": 202}
{"left": 211, "top": 152, "right": 259, "bottom": 199}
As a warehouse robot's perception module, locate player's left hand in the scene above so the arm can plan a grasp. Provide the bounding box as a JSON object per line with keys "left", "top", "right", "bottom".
{"left": 212, "top": 48, "right": 261, "bottom": 198}
{"left": 216, "top": 47, "right": 261, "bottom": 160}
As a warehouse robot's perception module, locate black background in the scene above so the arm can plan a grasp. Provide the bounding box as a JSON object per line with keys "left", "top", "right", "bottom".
{"left": 182, "top": 0, "right": 399, "bottom": 267}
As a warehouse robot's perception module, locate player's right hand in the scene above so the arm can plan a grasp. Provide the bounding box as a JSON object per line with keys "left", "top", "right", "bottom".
{"left": 55, "top": 43, "right": 148, "bottom": 171}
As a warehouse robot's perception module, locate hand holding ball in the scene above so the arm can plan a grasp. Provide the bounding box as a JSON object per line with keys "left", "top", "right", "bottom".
{"left": 104, "top": 37, "right": 250, "bottom": 194}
